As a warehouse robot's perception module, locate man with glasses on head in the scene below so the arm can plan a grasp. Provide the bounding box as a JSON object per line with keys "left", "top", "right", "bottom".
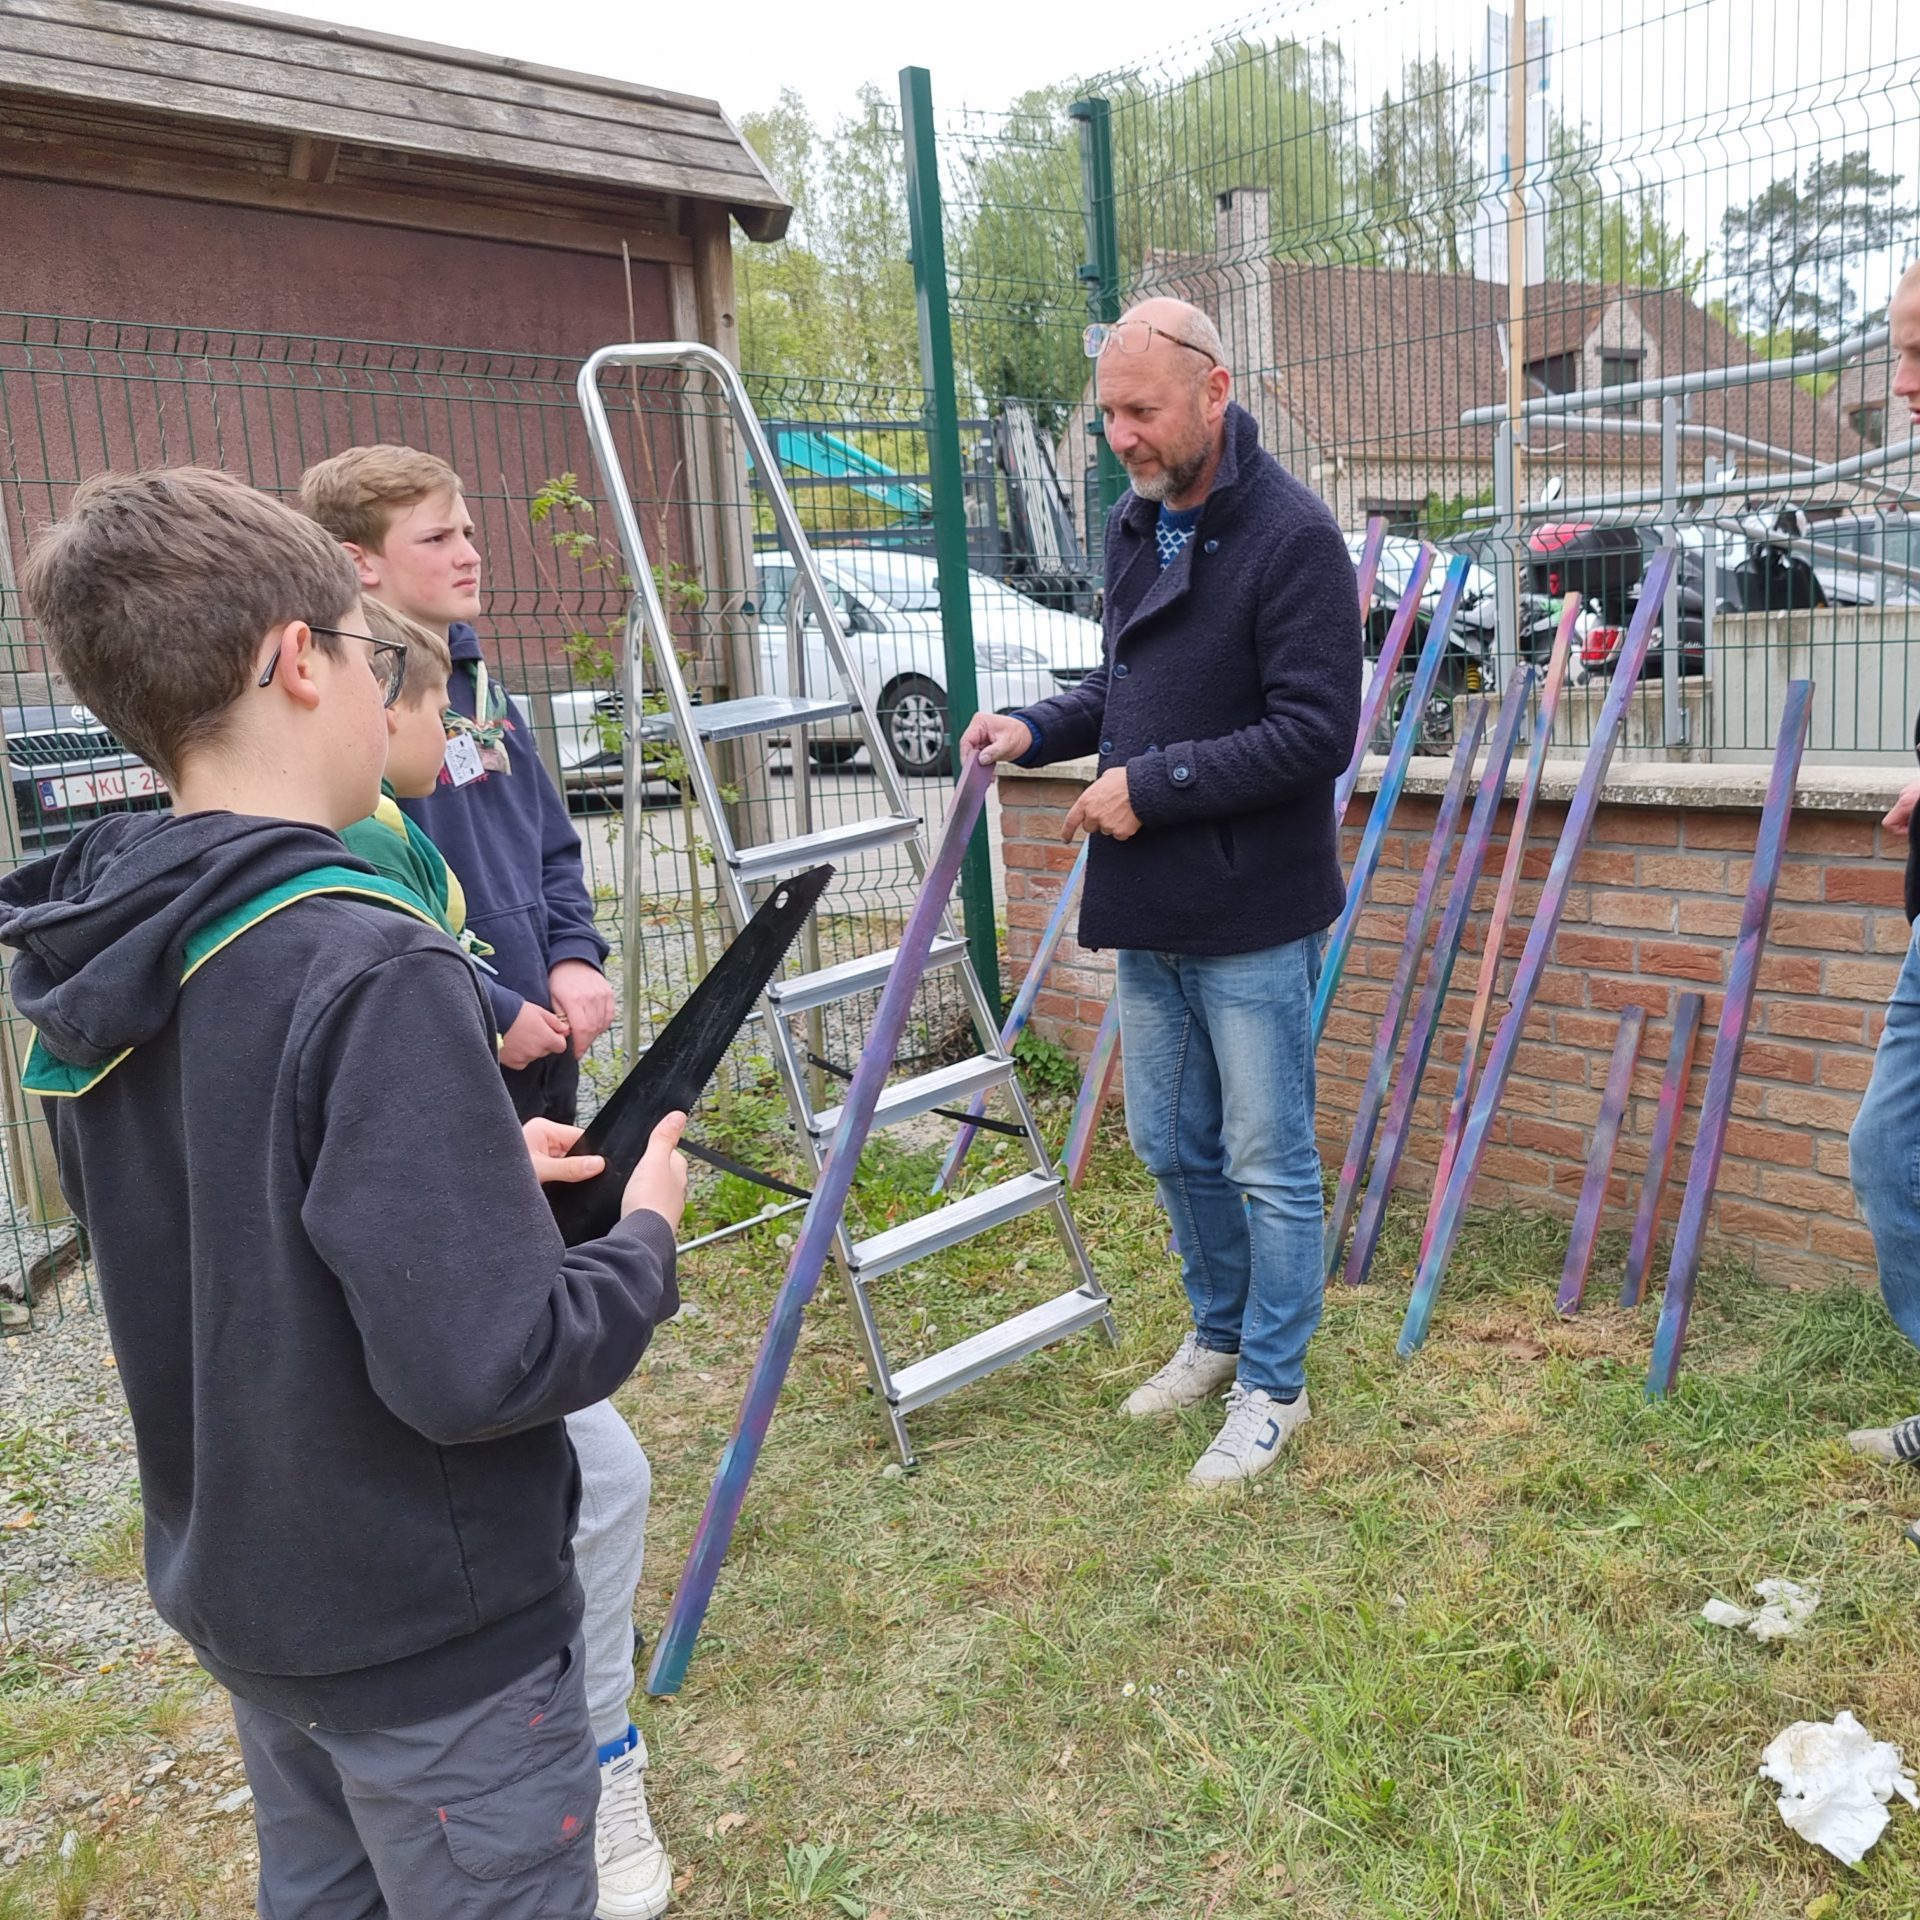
{"left": 963, "top": 296, "right": 1361, "bottom": 1489}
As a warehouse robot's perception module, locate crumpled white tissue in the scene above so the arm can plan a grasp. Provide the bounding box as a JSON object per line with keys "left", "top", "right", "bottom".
{"left": 1758, "top": 1711, "right": 1919, "bottom": 1866}
{"left": 1701, "top": 1578, "right": 1820, "bottom": 1642}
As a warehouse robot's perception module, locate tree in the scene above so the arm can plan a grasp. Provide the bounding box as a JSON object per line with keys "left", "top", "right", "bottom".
{"left": 736, "top": 91, "right": 834, "bottom": 378}
{"left": 1542, "top": 118, "right": 1701, "bottom": 290}
{"left": 1366, "top": 57, "right": 1484, "bottom": 273}
{"left": 1719, "top": 149, "right": 1908, "bottom": 349}
{"left": 736, "top": 86, "right": 919, "bottom": 389}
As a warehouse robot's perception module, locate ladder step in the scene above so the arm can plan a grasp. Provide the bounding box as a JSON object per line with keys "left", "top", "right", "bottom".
{"left": 850, "top": 1171, "right": 1062, "bottom": 1281}
{"left": 693, "top": 692, "right": 855, "bottom": 743}
{"left": 731, "top": 814, "right": 920, "bottom": 883}
{"left": 890, "top": 1286, "right": 1113, "bottom": 1415}
{"left": 810, "top": 1055, "right": 1015, "bottom": 1141}
{"left": 766, "top": 935, "right": 967, "bottom": 1014}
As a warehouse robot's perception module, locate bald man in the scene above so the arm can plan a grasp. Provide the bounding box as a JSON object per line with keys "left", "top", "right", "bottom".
{"left": 963, "top": 298, "right": 1362, "bottom": 1489}
{"left": 1848, "top": 262, "right": 1920, "bottom": 1479}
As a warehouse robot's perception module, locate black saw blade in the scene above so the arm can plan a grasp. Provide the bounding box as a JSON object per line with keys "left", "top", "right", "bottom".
{"left": 547, "top": 863, "right": 833, "bottom": 1246}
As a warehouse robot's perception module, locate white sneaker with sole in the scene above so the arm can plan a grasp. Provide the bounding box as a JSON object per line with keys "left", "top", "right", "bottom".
{"left": 1848, "top": 1414, "right": 1920, "bottom": 1465}
{"left": 1121, "top": 1331, "right": 1240, "bottom": 1418}
{"left": 1187, "top": 1383, "right": 1310, "bottom": 1490}
{"left": 595, "top": 1733, "right": 672, "bottom": 1920}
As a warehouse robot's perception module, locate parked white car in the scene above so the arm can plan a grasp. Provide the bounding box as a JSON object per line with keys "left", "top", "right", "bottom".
{"left": 542, "top": 551, "right": 1102, "bottom": 793}
{"left": 753, "top": 550, "right": 1102, "bottom": 776}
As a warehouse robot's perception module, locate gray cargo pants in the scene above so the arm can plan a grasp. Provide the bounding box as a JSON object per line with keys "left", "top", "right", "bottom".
{"left": 232, "top": 1636, "right": 598, "bottom": 1919}
{"left": 564, "top": 1399, "right": 651, "bottom": 1752}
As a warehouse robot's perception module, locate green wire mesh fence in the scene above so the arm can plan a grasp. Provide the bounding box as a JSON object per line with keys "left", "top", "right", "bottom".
{"left": 909, "top": 0, "right": 1920, "bottom": 762}
{"left": 0, "top": 318, "right": 1065, "bottom": 1327}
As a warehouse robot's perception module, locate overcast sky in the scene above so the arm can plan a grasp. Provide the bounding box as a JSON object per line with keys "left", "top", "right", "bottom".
{"left": 290, "top": 0, "right": 1917, "bottom": 305}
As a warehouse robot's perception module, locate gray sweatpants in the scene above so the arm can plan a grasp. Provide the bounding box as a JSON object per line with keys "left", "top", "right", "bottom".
{"left": 563, "top": 1400, "right": 651, "bottom": 1753}
{"left": 234, "top": 1636, "right": 598, "bottom": 1919}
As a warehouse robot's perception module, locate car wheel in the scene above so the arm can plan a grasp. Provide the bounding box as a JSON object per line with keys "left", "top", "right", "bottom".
{"left": 880, "top": 675, "right": 951, "bottom": 778}
{"left": 805, "top": 741, "right": 863, "bottom": 770}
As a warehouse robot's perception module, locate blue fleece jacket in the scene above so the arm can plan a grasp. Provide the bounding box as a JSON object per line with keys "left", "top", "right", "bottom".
{"left": 397, "top": 624, "right": 608, "bottom": 1038}
{"left": 1011, "top": 404, "right": 1361, "bottom": 956}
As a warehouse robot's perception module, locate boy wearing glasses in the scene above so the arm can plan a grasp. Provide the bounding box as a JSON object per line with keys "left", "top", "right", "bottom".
{"left": 306, "top": 482, "right": 676, "bottom": 1918}
{"left": 0, "top": 468, "right": 687, "bottom": 1917}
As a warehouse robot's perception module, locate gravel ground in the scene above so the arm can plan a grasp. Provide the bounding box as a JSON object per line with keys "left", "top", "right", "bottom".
{"left": 1, "top": 1294, "right": 253, "bottom": 1881}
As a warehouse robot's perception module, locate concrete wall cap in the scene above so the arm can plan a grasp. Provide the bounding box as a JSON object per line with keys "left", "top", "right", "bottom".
{"left": 999, "top": 752, "right": 1912, "bottom": 813}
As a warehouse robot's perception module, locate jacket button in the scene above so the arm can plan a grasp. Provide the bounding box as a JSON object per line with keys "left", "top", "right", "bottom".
{"left": 1172, "top": 765, "right": 1191, "bottom": 783}
{"left": 1203, "top": 539, "right": 1219, "bottom": 554}
{"left": 1114, "top": 663, "right": 1129, "bottom": 678}
{"left": 1100, "top": 739, "right": 1113, "bottom": 755}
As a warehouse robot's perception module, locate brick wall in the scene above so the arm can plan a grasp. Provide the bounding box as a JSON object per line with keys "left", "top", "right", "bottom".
{"left": 997, "top": 758, "right": 1912, "bottom": 1288}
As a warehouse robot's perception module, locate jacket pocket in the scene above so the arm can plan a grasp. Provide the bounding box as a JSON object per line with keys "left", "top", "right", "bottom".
{"left": 1214, "top": 820, "right": 1237, "bottom": 870}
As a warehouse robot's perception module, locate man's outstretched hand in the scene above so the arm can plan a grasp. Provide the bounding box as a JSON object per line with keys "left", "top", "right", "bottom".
{"left": 960, "top": 711, "right": 1032, "bottom": 766}
{"left": 1064, "top": 767, "right": 1141, "bottom": 842}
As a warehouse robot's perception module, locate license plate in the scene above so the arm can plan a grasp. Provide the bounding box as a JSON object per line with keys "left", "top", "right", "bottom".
{"left": 36, "top": 767, "right": 166, "bottom": 812}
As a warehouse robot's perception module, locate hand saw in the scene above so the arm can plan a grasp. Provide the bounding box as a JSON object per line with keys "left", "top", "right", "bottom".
{"left": 547, "top": 863, "right": 833, "bottom": 1246}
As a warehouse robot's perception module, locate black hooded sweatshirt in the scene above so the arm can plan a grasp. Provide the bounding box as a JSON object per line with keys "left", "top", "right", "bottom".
{"left": 0, "top": 811, "right": 677, "bottom": 1729}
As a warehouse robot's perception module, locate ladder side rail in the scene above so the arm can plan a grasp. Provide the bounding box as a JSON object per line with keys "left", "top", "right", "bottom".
{"left": 580, "top": 343, "right": 927, "bottom": 875}
{"left": 575, "top": 350, "right": 748, "bottom": 926}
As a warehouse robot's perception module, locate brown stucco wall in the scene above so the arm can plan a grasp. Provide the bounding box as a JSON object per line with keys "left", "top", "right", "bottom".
{"left": 4, "top": 178, "right": 671, "bottom": 355}
{"left": 1, "top": 179, "right": 685, "bottom": 692}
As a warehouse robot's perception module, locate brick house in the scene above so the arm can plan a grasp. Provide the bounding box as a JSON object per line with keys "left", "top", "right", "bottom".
{"left": 1065, "top": 186, "right": 1866, "bottom": 538}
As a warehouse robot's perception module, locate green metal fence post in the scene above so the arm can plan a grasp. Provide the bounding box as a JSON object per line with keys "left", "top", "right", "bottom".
{"left": 900, "top": 64, "right": 1000, "bottom": 1010}
{"left": 1071, "top": 96, "right": 1127, "bottom": 520}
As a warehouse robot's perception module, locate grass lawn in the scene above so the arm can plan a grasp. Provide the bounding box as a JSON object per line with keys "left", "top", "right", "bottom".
{"left": 8, "top": 1102, "right": 1920, "bottom": 1917}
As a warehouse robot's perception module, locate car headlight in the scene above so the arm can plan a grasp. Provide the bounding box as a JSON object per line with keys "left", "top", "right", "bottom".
{"left": 977, "top": 643, "right": 1050, "bottom": 670}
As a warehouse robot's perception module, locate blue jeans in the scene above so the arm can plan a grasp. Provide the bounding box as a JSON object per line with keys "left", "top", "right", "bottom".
{"left": 1117, "top": 936, "right": 1326, "bottom": 1397}
{"left": 1852, "top": 916, "right": 1920, "bottom": 1353}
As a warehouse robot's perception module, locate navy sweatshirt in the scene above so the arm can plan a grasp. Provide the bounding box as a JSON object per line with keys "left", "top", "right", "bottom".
{"left": 1013, "top": 404, "right": 1362, "bottom": 955}
{"left": 398, "top": 624, "right": 609, "bottom": 1042}
{"left": 0, "top": 812, "right": 676, "bottom": 1729}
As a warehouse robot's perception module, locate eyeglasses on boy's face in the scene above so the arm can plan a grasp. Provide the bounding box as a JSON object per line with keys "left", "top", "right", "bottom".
{"left": 257, "top": 626, "right": 409, "bottom": 709}
{"left": 1083, "top": 319, "right": 1219, "bottom": 367}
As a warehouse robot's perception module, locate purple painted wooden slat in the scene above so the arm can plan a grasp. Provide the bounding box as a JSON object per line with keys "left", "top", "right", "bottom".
{"left": 1429, "top": 595, "right": 1581, "bottom": 1240}
{"left": 1314, "top": 556, "right": 1470, "bottom": 1043}
{"left": 1647, "top": 682, "right": 1813, "bottom": 1397}
{"left": 1397, "top": 550, "right": 1675, "bottom": 1357}
{"left": 647, "top": 754, "right": 996, "bottom": 1694}
{"left": 1061, "top": 994, "right": 1122, "bottom": 1190}
{"left": 1335, "top": 544, "right": 1437, "bottom": 827}
{"left": 1353, "top": 515, "right": 1388, "bottom": 617}
{"left": 1555, "top": 1006, "right": 1648, "bottom": 1315}
{"left": 1323, "top": 701, "right": 1488, "bottom": 1276}
{"left": 934, "top": 839, "right": 1089, "bottom": 1194}
{"left": 1619, "top": 991, "right": 1705, "bottom": 1307}
{"left": 1341, "top": 668, "right": 1537, "bottom": 1289}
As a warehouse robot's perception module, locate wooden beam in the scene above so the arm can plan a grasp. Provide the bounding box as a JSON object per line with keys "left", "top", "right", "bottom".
{"left": 0, "top": 131, "right": 693, "bottom": 263}
{"left": 286, "top": 131, "right": 337, "bottom": 183}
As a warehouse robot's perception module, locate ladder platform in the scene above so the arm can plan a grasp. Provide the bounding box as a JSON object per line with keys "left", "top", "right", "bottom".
{"left": 889, "top": 1286, "right": 1113, "bottom": 1416}
{"left": 731, "top": 814, "right": 920, "bottom": 883}
{"left": 693, "top": 692, "right": 855, "bottom": 743}
{"left": 809, "top": 1054, "right": 1014, "bottom": 1142}
{"left": 767, "top": 935, "right": 968, "bottom": 1014}
{"left": 850, "top": 1170, "right": 1061, "bottom": 1281}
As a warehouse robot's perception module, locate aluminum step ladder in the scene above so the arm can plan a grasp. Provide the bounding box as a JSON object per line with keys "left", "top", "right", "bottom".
{"left": 577, "top": 342, "right": 1115, "bottom": 1464}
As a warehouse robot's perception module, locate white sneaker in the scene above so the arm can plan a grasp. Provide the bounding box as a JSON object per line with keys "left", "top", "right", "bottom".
{"left": 595, "top": 1734, "right": 672, "bottom": 1920}
{"left": 1847, "top": 1414, "right": 1920, "bottom": 1465}
{"left": 1121, "top": 1331, "right": 1240, "bottom": 1418}
{"left": 1187, "top": 1384, "right": 1310, "bottom": 1490}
